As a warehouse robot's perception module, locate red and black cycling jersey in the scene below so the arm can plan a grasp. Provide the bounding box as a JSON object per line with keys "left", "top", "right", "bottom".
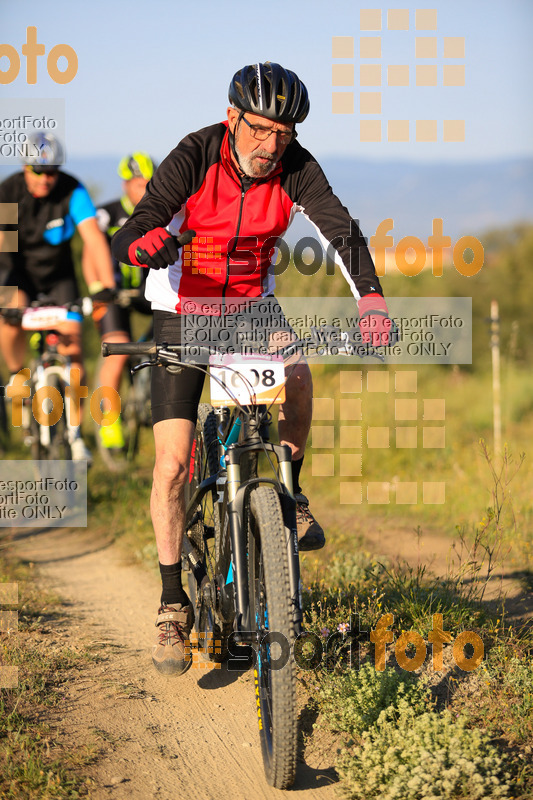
{"left": 112, "top": 122, "right": 383, "bottom": 314}
{"left": 0, "top": 171, "right": 95, "bottom": 292}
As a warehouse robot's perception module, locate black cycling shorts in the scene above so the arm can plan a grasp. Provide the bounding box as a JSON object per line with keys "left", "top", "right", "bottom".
{"left": 9, "top": 274, "right": 79, "bottom": 306}
{"left": 150, "top": 299, "right": 296, "bottom": 425}
{"left": 96, "top": 293, "right": 152, "bottom": 338}
{"left": 151, "top": 310, "right": 206, "bottom": 425}
{"left": 97, "top": 303, "right": 131, "bottom": 338}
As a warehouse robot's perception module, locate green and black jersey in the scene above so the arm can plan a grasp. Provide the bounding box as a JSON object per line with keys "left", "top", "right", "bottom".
{"left": 96, "top": 196, "right": 147, "bottom": 293}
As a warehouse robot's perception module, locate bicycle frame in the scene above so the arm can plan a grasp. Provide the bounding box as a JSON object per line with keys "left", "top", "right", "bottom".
{"left": 183, "top": 404, "right": 302, "bottom": 642}
{"left": 30, "top": 335, "right": 77, "bottom": 448}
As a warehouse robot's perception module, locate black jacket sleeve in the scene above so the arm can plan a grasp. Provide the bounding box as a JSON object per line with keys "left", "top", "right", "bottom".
{"left": 281, "top": 143, "right": 383, "bottom": 299}
{"left": 111, "top": 124, "right": 225, "bottom": 264}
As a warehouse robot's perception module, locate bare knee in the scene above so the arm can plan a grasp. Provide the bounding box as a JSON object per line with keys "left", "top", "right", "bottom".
{"left": 153, "top": 452, "right": 189, "bottom": 494}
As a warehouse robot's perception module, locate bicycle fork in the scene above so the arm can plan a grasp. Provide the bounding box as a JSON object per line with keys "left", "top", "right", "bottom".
{"left": 223, "top": 441, "right": 303, "bottom": 640}
{"left": 33, "top": 363, "right": 78, "bottom": 447}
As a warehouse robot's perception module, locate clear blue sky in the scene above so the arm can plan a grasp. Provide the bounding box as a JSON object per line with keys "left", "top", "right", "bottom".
{"left": 1, "top": 0, "right": 532, "bottom": 163}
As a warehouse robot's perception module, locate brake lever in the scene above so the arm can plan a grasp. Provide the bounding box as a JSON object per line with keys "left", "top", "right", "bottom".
{"left": 131, "top": 359, "right": 156, "bottom": 374}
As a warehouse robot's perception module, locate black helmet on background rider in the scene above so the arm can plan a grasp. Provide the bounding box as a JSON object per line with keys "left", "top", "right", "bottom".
{"left": 228, "top": 62, "right": 310, "bottom": 125}
{"left": 22, "top": 132, "right": 64, "bottom": 173}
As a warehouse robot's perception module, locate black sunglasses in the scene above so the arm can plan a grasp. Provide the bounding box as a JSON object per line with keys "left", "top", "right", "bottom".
{"left": 28, "top": 165, "right": 59, "bottom": 176}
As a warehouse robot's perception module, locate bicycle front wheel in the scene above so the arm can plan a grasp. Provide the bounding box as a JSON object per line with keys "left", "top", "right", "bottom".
{"left": 247, "top": 485, "right": 297, "bottom": 789}
{"left": 47, "top": 375, "right": 72, "bottom": 460}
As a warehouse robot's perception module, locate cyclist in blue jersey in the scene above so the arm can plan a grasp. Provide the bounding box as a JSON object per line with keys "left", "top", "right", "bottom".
{"left": 0, "top": 133, "right": 116, "bottom": 461}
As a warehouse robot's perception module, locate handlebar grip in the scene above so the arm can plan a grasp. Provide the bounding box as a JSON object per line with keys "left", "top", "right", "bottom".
{"left": 90, "top": 287, "right": 116, "bottom": 303}
{"left": 174, "top": 229, "right": 195, "bottom": 247}
{"left": 102, "top": 341, "right": 157, "bottom": 357}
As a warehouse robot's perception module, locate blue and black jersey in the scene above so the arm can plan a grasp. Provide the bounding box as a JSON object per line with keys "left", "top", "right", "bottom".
{"left": 0, "top": 171, "right": 95, "bottom": 293}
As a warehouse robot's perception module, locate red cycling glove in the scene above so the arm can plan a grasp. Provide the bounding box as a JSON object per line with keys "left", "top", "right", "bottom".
{"left": 358, "top": 294, "right": 397, "bottom": 346}
{"left": 127, "top": 228, "right": 181, "bottom": 270}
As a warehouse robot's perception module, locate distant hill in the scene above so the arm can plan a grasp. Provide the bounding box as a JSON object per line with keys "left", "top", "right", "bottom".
{"left": 318, "top": 156, "right": 533, "bottom": 242}
{"left": 2, "top": 155, "right": 531, "bottom": 242}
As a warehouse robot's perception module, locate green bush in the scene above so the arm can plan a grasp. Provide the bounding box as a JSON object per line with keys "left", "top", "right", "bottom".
{"left": 338, "top": 706, "right": 510, "bottom": 800}
{"left": 317, "top": 662, "right": 432, "bottom": 737}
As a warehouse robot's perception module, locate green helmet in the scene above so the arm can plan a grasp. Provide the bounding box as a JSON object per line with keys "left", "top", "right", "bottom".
{"left": 117, "top": 152, "right": 156, "bottom": 181}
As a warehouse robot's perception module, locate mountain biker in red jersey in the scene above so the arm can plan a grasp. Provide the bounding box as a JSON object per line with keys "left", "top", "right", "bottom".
{"left": 111, "top": 62, "right": 394, "bottom": 675}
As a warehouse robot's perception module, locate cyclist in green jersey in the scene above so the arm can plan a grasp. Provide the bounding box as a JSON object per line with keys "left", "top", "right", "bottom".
{"left": 93, "top": 153, "right": 156, "bottom": 452}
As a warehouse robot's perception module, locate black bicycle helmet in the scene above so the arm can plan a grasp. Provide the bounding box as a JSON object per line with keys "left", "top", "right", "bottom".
{"left": 228, "top": 62, "right": 310, "bottom": 124}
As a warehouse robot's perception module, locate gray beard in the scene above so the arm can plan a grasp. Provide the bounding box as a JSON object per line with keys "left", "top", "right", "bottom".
{"left": 234, "top": 142, "right": 278, "bottom": 178}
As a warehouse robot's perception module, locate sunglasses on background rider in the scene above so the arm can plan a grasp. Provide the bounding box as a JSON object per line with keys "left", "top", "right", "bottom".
{"left": 27, "top": 165, "right": 60, "bottom": 176}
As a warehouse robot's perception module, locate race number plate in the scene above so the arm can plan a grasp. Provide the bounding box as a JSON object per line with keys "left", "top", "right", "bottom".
{"left": 21, "top": 307, "right": 81, "bottom": 330}
{"left": 209, "top": 353, "right": 286, "bottom": 406}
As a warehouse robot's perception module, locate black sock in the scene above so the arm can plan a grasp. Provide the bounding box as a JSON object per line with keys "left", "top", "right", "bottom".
{"left": 291, "top": 455, "right": 304, "bottom": 495}
{"left": 159, "top": 562, "right": 189, "bottom": 607}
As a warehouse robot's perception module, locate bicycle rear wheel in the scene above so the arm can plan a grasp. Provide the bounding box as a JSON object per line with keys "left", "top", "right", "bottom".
{"left": 247, "top": 485, "right": 297, "bottom": 789}
{"left": 185, "top": 403, "right": 231, "bottom": 662}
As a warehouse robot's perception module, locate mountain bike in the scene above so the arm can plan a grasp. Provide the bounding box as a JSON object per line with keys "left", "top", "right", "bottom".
{"left": 102, "top": 338, "right": 303, "bottom": 788}
{"left": 102, "top": 330, "right": 381, "bottom": 789}
{"left": 0, "top": 299, "right": 88, "bottom": 460}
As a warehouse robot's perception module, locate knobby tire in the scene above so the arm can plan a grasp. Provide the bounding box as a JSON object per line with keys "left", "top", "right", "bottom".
{"left": 48, "top": 375, "right": 72, "bottom": 460}
{"left": 247, "top": 485, "right": 297, "bottom": 789}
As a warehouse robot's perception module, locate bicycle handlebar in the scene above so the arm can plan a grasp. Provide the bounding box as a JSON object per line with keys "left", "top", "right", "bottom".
{"left": 0, "top": 297, "right": 91, "bottom": 326}
{"left": 173, "top": 229, "right": 196, "bottom": 248}
{"left": 102, "top": 341, "right": 158, "bottom": 357}
{"left": 101, "top": 333, "right": 383, "bottom": 362}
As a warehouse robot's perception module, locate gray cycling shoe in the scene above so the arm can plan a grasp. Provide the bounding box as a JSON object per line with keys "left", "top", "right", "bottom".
{"left": 295, "top": 493, "right": 326, "bottom": 551}
{"left": 152, "top": 603, "right": 194, "bottom": 676}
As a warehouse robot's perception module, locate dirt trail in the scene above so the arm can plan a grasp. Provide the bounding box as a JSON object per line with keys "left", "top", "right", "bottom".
{"left": 7, "top": 525, "right": 338, "bottom": 800}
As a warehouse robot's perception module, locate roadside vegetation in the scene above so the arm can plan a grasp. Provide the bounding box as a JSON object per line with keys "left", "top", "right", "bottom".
{"left": 297, "top": 534, "right": 532, "bottom": 798}
{"left": 0, "top": 555, "right": 97, "bottom": 798}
